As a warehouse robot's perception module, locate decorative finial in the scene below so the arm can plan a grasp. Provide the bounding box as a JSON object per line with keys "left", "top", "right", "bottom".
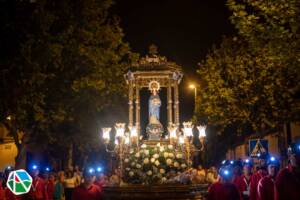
{"left": 149, "top": 44, "right": 158, "bottom": 55}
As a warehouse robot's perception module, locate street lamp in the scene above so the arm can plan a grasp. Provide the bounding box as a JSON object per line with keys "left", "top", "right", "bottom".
{"left": 189, "top": 84, "right": 197, "bottom": 113}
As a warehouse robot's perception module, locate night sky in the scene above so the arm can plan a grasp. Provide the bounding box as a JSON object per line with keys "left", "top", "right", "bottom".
{"left": 112, "top": 0, "right": 235, "bottom": 122}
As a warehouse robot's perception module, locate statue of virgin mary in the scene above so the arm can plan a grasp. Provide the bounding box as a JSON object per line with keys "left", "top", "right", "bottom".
{"left": 148, "top": 90, "right": 161, "bottom": 124}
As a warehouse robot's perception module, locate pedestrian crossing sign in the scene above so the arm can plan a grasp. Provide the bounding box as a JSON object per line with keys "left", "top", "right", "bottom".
{"left": 249, "top": 139, "right": 268, "bottom": 158}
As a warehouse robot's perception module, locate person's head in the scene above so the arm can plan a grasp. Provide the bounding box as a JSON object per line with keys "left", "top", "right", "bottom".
{"left": 75, "top": 165, "right": 80, "bottom": 172}
{"left": 57, "top": 171, "right": 65, "bottom": 182}
{"left": 242, "top": 159, "right": 253, "bottom": 176}
{"left": 66, "top": 170, "right": 73, "bottom": 178}
{"left": 267, "top": 156, "right": 280, "bottom": 177}
{"left": 83, "top": 168, "right": 96, "bottom": 185}
{"left": 219, "top": 166, "right": 233, "bottom": 183}
{"left": 49, "top": 173, "right": 55, "bottom": 182}
{"left": 232, "top": 160, "right": 243, "bottom": 176}
{"left": 288, "top": 142, "right": 300, "bottom": 168}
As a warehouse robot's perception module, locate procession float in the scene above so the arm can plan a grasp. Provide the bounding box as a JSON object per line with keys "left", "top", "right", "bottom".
{"left": 101, "top": 45, "right": 209, "bottom": 200}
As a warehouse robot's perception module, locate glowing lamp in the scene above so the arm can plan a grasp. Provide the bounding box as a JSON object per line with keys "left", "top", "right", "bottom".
{"left": 97, "top": 167, "right": 102, "bottom": 172}
{"left": 89, "top": 168, "right": 95, "bottom": 174}
{"left": 115, "top": 123, "right": 126, "bottom": 138}
{"left": 168, "top": 124, "right": 178, "bottom": 139}
{"left": 197, "top": 125, "right": 206, "bottom": 138}
{"left": 270, "top": 156, "right": 275, "bottom": 161}
{"left": 45, "top": 167, "right": 50, "bottom": 172}
{"left": 224, "top": 170, "right": 229, "bottom": 175}
{"left": 182, "top": 121, "right": 194, "bottom": 138}
{"left": 32, "top": 165, "right": 38, "bottom": 170}
{"left": 230, "top": 160, "right": 234, "bottom": 165}
{"left": 125, "top": 134, "right": 130, "bottom": 145}
{"left": 129, "top": 126, "right": 137, "bottom": 138}
{"left": 179, "top": 135, "right": 185, "bottom": 145}
{"left": 102, "top": 128, "right": 111, "bottom": 143}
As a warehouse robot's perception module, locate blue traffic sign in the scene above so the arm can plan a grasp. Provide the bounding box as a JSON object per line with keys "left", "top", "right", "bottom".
{"left": 249, "top": 139, "right": 268, "bottom": 158}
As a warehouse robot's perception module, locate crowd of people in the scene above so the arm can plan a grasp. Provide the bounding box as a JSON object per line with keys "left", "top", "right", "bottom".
{"left": 206, "top": 142, "right": 300, "bottom": 200}
{"left": 0, "top": 142, "right": 300, "bottom": 200}
{"left": 0, "top": 165, "right": 106, "bottom": 200}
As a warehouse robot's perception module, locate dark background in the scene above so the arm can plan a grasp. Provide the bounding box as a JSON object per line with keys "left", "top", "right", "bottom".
{"left": 112, "top": 0, "right": 235, "bottom": 123}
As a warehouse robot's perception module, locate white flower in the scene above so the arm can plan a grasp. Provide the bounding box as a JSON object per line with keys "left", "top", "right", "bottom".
{"left": 144, "top": 150, "right": 150, "bottom": 155}
{"left": 131, "top": 162, "right": 135, "bottom": 166}
{"left": 129, "top": 171, "right": 134, "bottom": 177}
{"left": 136, "top": 164, "right": 141, "bottom": 169}
{"left": 176, "top": 153, "right": 183, "bottom": 159}
{"left": 126, "top": 167, "right": 130, "bottom": 171}
{"left": 153, "top": 154, "right": 159, "bottom": 159}
{"left": 181, "top": 163, "right": 187, "bottom": 168}
{"left": 159, "top": 169, "right": 165, "bottom": 174}
{"left": 124, "top": 158, "right": 129, "bottom": 163}
{"left": 166, "top": 159, "right": 173, "bottom": 166}
{"left": 161, "top": 177, "right": 167, "bottom": 182}
{"left": 141, "top": 144, "right": 147, "bottom": 148}
{"left": 151, "top": 158, "right": 155, "bottom": 163}
{"left": 174, "top": 162, "right": 179, "bottom": 167}
{"left": 168, "top": 153, "right": 174, "bottom": 158}
{"left": 159, "top": 146, "right": 165, "bottom": 152}
{"left": 156, "top": 143, "right": 161, "bottom": 147}
{"left": 146, "top": 170, "right": 152, "bottom": 176}
{"left": 163, "top": 152, "right": 169, "bottom": 158}
{"left": 168, "top": 144, "right": 173, "bottom": 150}
{"left": 135, "top": 152, "right": 140, "bottom": 158}
{"left": 155, "top": 160, "right": 160, "bottom": 166}
{"left": 143, "top": 158, "right": 149, "bottom": 164}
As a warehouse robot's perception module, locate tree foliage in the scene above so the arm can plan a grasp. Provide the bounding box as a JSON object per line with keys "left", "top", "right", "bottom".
{"left": 0, "top": 0, "right": 138, "bottom": 167}
{"left": 196, "top": 0, "right": 300, "bottom": 133}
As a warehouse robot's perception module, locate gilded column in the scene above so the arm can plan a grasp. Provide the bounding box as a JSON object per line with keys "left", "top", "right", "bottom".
{"left": 167, "top": 79, "right": 173, "bottom": 125}
{"left": 135, "top": 85, "right": 140, "bottom": 135}
{"left": 174, "top": 82, "right": 180, "bottom": 126}
{"left": 128, "top": 80, "right": 134, "bottom": 127}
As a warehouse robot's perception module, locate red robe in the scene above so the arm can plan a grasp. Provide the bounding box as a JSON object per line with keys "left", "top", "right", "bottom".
{"left": 234, "top": 174, "right": 251, "bottom": 198}
{"left": 257, "top": 175, "right": 277, "bottom": 200}
{"left": 72, "top": 184, "right": 102, "bottom": 200}
{"left": 45, "top": 180, "right": 55, "bottom": 200}
{"left": 250, "top": 169, "right": 267, "bottom": 200}
{"left": 0, "top": 185, "right": 6, "bottom": 200}
{"left": 94, "top": 180, "right": 104, "bottom": 192}
{"left": 275, "top": 166, "right": 300, "bottom": 200}
{"left": 207, "top": 181, "right": 241, "bottom": 200}
{"left": 29, "top": 177, "right": 46, "bottom": 200}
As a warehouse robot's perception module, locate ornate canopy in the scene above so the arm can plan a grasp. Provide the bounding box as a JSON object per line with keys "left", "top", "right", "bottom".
{"left": 124, "top": 45, "right": 183, "bottom": 139}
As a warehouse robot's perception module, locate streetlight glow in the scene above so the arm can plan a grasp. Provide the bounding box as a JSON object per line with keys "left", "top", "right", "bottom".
{"left": 189, "top": 84, "right": 196, "bottom": 89}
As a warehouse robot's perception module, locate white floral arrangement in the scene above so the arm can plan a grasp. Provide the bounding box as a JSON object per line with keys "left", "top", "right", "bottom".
{"left": 123, "top": 143, "right": 188, "bottom": 184}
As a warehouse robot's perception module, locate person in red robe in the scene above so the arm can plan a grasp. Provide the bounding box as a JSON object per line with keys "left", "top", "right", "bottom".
{"left": 257, "top": 156, "right": 280, "bottom": 200}
{"left": 276, "top": 142, "right": 300, "bottom": 200}
{"left": 45, "top": 173, "right": 55, "bottom": 200}
{"left": 72, "top": 168, "right": 102, "bottom": 200}
{"left": 94, "top": 171, "right": 105, "bottom": 192}
{"left": 250, "top": 156, "right": 268, "bottom": 200}
{"left": 206, "top": 165, "right": 241, "bottom": 200}
{"left": 29, "top": 167, "right": 46, "bottom": 200}
{"left": 233, "top": 159, "right": 253, "bottom": 200}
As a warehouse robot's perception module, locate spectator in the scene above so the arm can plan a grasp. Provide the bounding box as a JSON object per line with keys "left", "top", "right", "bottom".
{"left": 29, "top": 167, "right": 46, "bottom": 200}
{"left": 206, "top": 165, "right": 241, "bottom": 200}
{"left": 64, "top": 170, "right": 76, "bottom": 200}
{"left": 276, "top": 142, "right": 300, "bottom": 200}
{"left": 74, "top": 165, "right": 82, "bottom": 186}
{"left": 206, "top": 167, "right": 218, "bottom": 183}
{"left": 249, "top": 157, "right": 267, "bottom": 200}
{"left": 45, "top": 173, "right": 55, "bottom": 200}
{"left": 72, "top": 168, "right": 102, "bottom": 200}
{"left": 54, "top": 171, "right": 65, "bottom": 200}
{"left": 257, "top": 156, "right": 280, "bottom": 200}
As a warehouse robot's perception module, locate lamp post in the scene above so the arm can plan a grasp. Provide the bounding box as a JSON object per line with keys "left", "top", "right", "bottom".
{"left": 182, "top": 121, "right": 194, "bottom": 169}
{"left": 189, "top": 84, "right": 197, "bottom": 112}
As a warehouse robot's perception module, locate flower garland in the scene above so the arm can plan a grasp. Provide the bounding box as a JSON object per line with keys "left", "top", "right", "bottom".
{"left": 123, "top": 143, "right": 188, "bottom": 184}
